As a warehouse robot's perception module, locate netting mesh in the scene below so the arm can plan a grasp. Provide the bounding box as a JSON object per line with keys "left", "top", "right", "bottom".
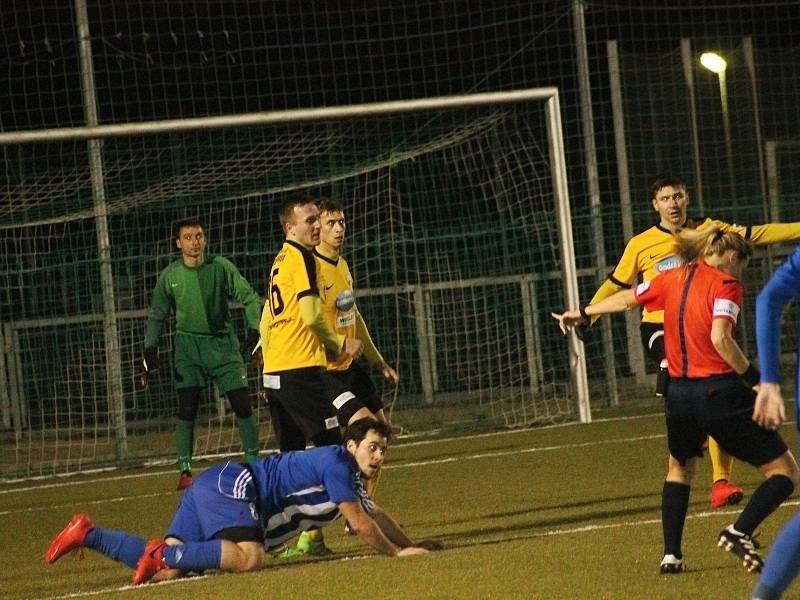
{"left": 3, "top": 1, "right": 800, "bottom": 478}
{"left": 1, "top": 103, "right": 576, "bottom": 477}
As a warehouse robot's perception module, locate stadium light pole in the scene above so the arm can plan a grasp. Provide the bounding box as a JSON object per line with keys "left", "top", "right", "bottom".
{"left": 700, "top": 52, "right": 735, "bottom": 199}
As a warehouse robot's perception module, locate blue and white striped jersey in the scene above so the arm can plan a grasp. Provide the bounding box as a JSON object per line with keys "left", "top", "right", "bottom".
{"left": 247, "top": 445, "right": 374, "bottom": 549}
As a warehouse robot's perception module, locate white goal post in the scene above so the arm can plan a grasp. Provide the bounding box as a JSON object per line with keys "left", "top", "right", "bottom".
{"left": 1, "top": 87, "right": 590, "bottom": 478}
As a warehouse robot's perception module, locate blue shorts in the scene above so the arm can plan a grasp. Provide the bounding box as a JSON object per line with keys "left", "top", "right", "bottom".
{"left": 166, "top": 461, "right": 261, "bottom": 542}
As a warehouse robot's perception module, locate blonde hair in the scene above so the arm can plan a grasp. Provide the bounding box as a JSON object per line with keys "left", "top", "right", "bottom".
{"left": 675, "top": 226, "right": 753, "bottom": 264}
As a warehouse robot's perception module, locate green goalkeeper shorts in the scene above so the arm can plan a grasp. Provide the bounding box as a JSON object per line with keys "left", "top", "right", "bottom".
{"left": 173, "top": 332, "right": 248, "bottom": 394}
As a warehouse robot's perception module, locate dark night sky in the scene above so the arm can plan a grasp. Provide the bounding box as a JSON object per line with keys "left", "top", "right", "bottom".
{"left": 2, "top": 1, "right": 798, "bottom": 132}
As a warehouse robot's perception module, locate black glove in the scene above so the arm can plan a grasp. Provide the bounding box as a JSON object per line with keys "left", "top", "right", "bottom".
{"left": 244, "top": 329, "right": 262, "bottom": 369}
{"left": 574, "top": 321, "right": 591, "bottom": 342}
{"left": 138, "top": 346, "right": 160, "bottom": 388}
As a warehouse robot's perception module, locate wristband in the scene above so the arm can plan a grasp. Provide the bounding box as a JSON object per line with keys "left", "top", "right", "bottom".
{"left": 579, "top": 306, "right": 589, "bottom": 322}
{"left": 741, "top": 363, "right": 760, "bottom": 388}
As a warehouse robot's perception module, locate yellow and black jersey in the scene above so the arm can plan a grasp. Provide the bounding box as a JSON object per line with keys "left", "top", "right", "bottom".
{"left": 591, "top": 217, "right": 800, "bottom": 324}
{"left": 314, "top": 248, "right": 358, "bottom": 371}
{"left": 261, "top": 240, "right": 326, "bottom": 372}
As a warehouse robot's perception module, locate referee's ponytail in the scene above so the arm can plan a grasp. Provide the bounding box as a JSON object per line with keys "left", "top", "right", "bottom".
{"left": 675, "top": 226, "right": 753, "bottom": 265}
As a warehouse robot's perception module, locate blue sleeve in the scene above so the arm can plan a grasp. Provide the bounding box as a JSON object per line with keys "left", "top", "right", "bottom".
{"left": 320, "top": 452, "right": 360, "bottom": 505}
{"left": 756, "top": 246, "right": 800, "bottom": 383}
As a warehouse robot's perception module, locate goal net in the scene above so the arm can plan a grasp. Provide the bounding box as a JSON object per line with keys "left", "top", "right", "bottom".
{"left": 0, "top": 90, "right": 585, "bottom": 478}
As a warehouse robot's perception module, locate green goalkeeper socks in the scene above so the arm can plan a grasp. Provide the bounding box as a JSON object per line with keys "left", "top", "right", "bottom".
{"left": 237, "top": 415, "right": 260, "bottom": 461}
{"left": 176, "top": 418, "right": 195, "bottom": 473}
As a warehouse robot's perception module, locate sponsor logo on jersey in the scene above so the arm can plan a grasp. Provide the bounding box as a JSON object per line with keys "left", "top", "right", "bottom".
{"left": 635, "top": 280, "right": 652, "bottom": 296}
{"left": 655, "top": 255, "right": 684, "bottom": 273}
{"left": 335, "top": 289, "right": 355, "bottom": 312}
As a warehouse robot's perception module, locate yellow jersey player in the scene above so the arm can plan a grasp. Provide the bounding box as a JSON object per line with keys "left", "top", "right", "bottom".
{"left": 259, "top": 197, "right": 376, "bottom": 556}
{"left": 314, "top": 198, "right": 400, "bottom": 507}
{"left": 585, "top": 174, "right": 800, "bottom": 509}
{"left": 315, "top": 198, "right": 398, "bottom": 425}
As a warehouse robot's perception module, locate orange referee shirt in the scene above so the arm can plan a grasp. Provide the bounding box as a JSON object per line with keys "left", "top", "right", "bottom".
{"left": 634, "top": 261, "right": 743, "bottom": 379}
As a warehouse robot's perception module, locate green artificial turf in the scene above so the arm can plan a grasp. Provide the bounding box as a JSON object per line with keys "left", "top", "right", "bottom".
{"left": 2, "top": 404, "right": 798, "bottom": 599}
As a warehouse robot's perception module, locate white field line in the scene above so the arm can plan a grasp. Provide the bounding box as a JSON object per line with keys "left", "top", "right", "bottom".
{"left": 15, "top": 413, "right": 800, "bottom": 599}
{"left": 0, "top": 432, "right": 666, "bottom": 501}
{"left": 30, "top": 498, "right": 800, "bottom": 600}
{"left": 0, "top": 411, "right": 667, "bottom": 494}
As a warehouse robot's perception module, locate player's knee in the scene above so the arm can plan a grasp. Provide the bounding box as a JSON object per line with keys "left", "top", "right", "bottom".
{"left": 226, "top": 388, "right": 253, "bottom": 419}
{"left": 232, "top": 542, "right": 264, "bottom": 572}
{"left": 177, "top": 387, "right": 201, "bottom": 421}
{"left": 335, "top": 393, "right": 371, "bottom": 426}
{"left": 150, "top": 567, "right": 183, "bottom": 582}
{"left": 666, "top": 455, "right": 695, "bottom": 484}
{"left": 763, "top": 451, "right": 800, "bottom": 486}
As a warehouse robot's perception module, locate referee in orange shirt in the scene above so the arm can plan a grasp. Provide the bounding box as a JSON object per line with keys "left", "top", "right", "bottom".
{"left": 554, "top": 226, "right": 800, "bottom": 575}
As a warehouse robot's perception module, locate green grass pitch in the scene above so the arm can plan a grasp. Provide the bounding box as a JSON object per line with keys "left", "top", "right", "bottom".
{"left": 2, "top": 403, "right": 798, "bottom": 599}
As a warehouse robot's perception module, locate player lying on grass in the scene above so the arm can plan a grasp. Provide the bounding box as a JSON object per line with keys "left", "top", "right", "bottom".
{"left": 553, "top": 226, "right": 800, "bottom": 575}
{"left": 44, "top": 418, "right": 442, "bottom": 586}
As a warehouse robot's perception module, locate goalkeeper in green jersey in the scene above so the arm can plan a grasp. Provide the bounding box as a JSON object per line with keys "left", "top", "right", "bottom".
{"left": 141, "top": 219, "right": 263, "bottom": 491}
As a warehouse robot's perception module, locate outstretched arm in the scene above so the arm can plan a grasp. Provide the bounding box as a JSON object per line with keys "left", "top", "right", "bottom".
{"left": 583, "top": 236, "right": 641, "bottom": 325}
{"left": 740, "top": 222, "right": 800, "bottom": 246}
{"left": 551, "top": 289, "right": 638, "bottom": 335}
{"left": 338, "top": 501, "right": 437, "bottom": 556}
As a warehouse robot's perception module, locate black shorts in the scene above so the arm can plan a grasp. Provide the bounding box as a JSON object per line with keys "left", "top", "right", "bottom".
{"left": 326, "top": 362, "right": 384, "bottom": 415}
{"left": 639, "top": 322, "right": 665, "bottom": 363}
{"left": 263, "top": 366, "right": 366, "bottom": 438}
{"left": 665, "top": 373, "right": 788, "bottom": 467}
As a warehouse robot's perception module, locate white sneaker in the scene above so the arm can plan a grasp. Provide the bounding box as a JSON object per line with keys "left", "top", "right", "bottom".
{"left": 660, "top": 554, "right": 686, "bottom": 574}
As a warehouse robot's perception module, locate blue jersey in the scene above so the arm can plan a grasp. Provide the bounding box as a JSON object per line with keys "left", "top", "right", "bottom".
{"left": 756, "top": 245, "right": 800, "bottom": 386}
{"left": 250, "top": 445, "right": 374, "bottom": 548}
{"left": 166, "top": 445, "right": 373, "bottom": 549}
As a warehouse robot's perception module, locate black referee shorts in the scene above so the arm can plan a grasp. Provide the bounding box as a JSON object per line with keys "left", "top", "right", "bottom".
{"left": 665, "top": 373, "right": 787, "bottom": 467}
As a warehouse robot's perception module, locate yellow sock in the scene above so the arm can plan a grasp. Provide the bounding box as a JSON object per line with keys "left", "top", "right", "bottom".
{"left": 365, "top": 468, "right": 382, "bottom": 498}
{"left": 708, "top": 436, "right": 734, "bottom": 482}
{"left": 304, "top": 528, "right": 323, "bottom": 542}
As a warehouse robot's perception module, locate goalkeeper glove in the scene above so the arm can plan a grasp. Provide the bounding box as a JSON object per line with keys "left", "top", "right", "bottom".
{"left": 139, "top": 346, "right": 160, "bottom": 388}
{"left": 244, "top": 329, "right": 263, "bottom": 370}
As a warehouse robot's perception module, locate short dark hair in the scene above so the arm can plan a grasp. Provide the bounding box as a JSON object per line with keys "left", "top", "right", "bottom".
{"left": 173, "top": 218, "right": 204, "bottom": 240}
{"left": 649, "top": 174, "right": 688, "bottom": 200}
{"left": 318, "top": 197, "right": 344, "bottom": 215}
{"left": 278, "top": 196, "right": 318, "bottom": 228}
{"left": 343, "top": 417, "right": 392, "bottom": 445}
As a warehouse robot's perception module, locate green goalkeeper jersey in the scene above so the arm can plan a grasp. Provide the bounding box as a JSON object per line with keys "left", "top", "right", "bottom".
{"left": 144, "top": 255, "right": 261, "bottom": 347}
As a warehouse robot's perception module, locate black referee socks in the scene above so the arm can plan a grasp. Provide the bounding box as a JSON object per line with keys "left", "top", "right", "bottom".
{"left": 734, "top": 474, "right": 795, "bottom": 536}
{"left": 662, "top": 481, "right": 691, "bottom": 558}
